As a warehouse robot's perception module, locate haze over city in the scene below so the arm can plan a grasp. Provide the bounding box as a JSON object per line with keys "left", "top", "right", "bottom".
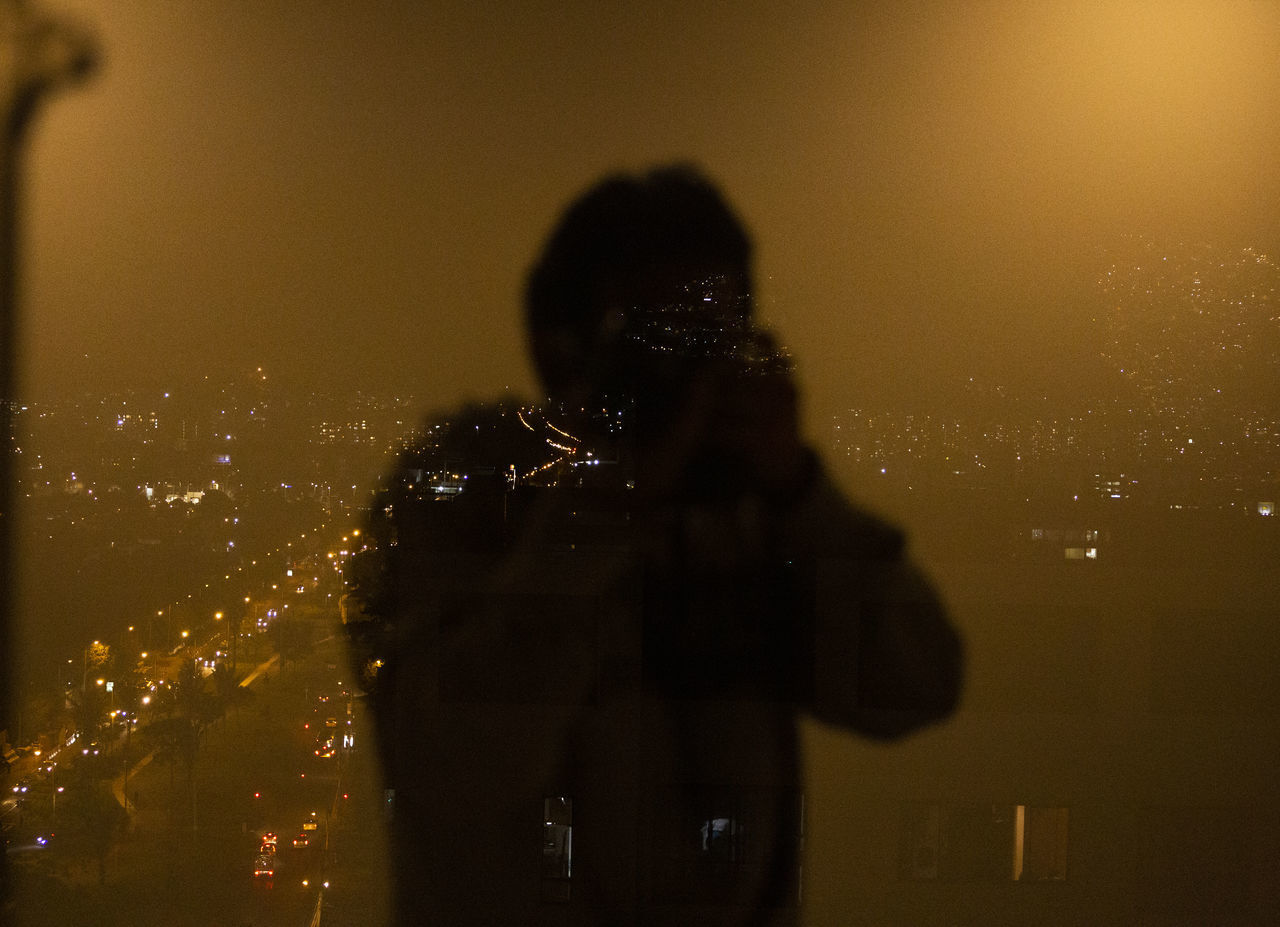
{"left": 22, "top": 1, "right": 1280, "bottom": 420}
{"left": 5, "top": 2, "right": 1280, "bottom": 925}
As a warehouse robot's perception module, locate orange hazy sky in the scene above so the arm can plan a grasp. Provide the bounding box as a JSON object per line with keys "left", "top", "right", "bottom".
{"left": 19, "top": 0, "right": 1280, "bottom": 424}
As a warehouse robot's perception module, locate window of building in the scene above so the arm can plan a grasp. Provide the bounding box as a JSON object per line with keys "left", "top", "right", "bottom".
{"left": 901, "top": 802, "right": 1069, "bottom": 882}
{"left": 542, "top": 796, "right": 573, "bottom": 902}
{"left": 651, "top": 787, "right": 804, "bottom": 906}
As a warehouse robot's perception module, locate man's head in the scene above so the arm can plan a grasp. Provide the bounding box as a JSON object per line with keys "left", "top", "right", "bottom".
{"left": 525, "top": 165, "right": 755, "bottom": 403}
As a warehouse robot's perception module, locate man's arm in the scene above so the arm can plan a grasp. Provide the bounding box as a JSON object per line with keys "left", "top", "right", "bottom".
{"left": 786, "top": 470, "right": 964, "bottom": 739}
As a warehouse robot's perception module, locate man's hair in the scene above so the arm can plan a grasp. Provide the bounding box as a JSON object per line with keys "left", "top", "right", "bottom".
{"left": 525, "top": 164, "right": 753, "bottom": 396}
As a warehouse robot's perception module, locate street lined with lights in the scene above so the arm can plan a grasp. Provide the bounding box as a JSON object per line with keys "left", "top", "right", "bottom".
{"left": 5, "top": 522, "right": 390, "bottom": 924}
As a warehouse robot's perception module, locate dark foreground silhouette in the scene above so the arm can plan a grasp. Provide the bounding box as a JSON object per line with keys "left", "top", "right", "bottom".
{"left": 345, "top": 165, "right": 963, "bottom": 925}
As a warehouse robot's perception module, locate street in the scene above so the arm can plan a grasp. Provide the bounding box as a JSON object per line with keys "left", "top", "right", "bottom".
{"left": 6, "top": 618, "right": 392, "bottom": 927}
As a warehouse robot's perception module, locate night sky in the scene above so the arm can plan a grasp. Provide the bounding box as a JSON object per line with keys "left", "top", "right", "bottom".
{"left": 21, "top": 1, "right": 1280, "bottom": 425}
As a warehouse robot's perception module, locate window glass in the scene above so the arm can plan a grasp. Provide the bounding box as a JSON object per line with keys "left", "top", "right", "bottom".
{"left": 4, "top": 3, "right": 1278, "bottom": 925}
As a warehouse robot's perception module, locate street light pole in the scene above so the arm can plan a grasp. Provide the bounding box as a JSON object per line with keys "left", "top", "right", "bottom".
{"left": 46, "top": 761, "right": 55, "bottom": 830}
{"left": 122, "top": 709, "right": 131, "bottom": 813}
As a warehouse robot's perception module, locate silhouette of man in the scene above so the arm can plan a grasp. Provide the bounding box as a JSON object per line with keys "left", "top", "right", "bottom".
{"left": 346, "top": 165, "right": 962, "bottom": 925}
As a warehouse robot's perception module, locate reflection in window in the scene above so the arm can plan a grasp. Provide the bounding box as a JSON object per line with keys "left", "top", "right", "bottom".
{"left": 542, "top": 796, "right": 573, "bottom": 902}
{"left": 652, "top": 787, "right": 804, "bottom": 907}
{"left": 1013, "top": 804, "right": 1069, "bottom": 881}
{"left": 700, "top": 815, "right": 741, "bottom": 861}
{"left": 901, "top": 802, "right": 1069, "bottom": 882}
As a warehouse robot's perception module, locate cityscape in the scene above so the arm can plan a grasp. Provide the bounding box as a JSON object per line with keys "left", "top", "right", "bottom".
{"left": 7, "top": 1, "right": 1280, "bottom": 921}
{"left": 3, "top": 239, "right": 1279, "bottom": 924}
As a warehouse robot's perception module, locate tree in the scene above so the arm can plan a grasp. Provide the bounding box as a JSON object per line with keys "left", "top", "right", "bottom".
{"left": 266, "top": 613, "right": 314, "bottom": 670}
{"left": 66, "top": 682, "right": 106, "bottom": 745}
{"left": 58, "top": 777, "right": 128, "bottom": 885}
{"left": 67, "top": 640, "right": 113, "bottom": 742}
{"left": 209, "top": 663, "right": 252, "bottom": 727}
{"left": 85, "top": 639, "right": 111, "bottom": 672}
{"left": 143, "top": 664, "right": 217, "bottom": 839}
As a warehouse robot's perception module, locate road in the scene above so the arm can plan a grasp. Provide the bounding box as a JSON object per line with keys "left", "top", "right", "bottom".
{"left": 6, "top": 616, "right": 392, "bottom": 927}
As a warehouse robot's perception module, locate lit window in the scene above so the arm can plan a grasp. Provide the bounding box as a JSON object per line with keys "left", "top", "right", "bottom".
{"left": 900, "top": 803, "right": 1069, "bottom": 881}
{"left": 652, "top": 787, "right": 803, "bottom": 905}
{"left": 1014, "top": 805, "right": 1069, "bottom": 881}
{"left": 542, "top": 796, "right": 573, "bottom": 902}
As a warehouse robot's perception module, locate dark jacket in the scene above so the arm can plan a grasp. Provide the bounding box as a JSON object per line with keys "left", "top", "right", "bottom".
{"left": 346, "top": 404, "right": 962, "bottom": 925}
